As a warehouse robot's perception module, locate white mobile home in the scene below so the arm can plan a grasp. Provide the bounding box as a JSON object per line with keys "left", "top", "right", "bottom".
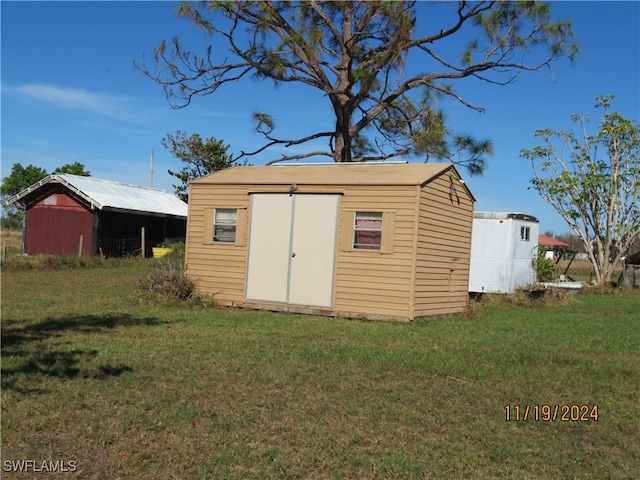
{"left": 468, "top": 212, "right": 539, "bottom": 293}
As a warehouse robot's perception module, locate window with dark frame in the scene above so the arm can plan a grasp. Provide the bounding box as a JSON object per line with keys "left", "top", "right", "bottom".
{"left": 520, "top": 226, "right": 530, "bottom": 241}
{"left": 353, "top": 212, "right": 383, "bottom": 250}
{"left": 213, "top": 208, "right": 238, "bottom": 243}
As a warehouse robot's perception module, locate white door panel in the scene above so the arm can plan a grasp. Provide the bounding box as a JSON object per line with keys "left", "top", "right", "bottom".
{"left": 245, "top": 194, "right": 339, "bottom": 307}
{"left": 245, "top": 195, "right": 292, "bottom": 303}
{"left": 289, "top": 195, "right": 339, "bottom": 307}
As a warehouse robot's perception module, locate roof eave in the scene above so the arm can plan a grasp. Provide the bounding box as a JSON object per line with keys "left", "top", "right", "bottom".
{"left": 101, "top": 206, "right": 187, "bottom": 220}
{"left": 424, "top": 164, "right": 476, "bottom": 203}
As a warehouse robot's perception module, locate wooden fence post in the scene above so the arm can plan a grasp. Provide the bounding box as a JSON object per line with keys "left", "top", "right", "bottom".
{"left": 141, "top": 227, "right": 146, "bottom": 258}
{"left": 78, "top": 235, "right": 84, "bottom": 256}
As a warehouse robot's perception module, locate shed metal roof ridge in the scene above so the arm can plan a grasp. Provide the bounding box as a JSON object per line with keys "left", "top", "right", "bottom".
{"left": 270, "top": 160, "right": 410, "bottom": 166}
{"left": 53, "top": 174, "right": 105, "bottom": 210}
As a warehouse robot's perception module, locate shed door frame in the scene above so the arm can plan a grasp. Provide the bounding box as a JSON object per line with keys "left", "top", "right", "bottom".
{"left": 245, "top": 193, "right": 340, "bottom": 308}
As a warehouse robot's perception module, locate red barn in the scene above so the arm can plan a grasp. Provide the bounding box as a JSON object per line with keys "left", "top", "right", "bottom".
{"left": 7, "top": 174, "right": 187, "bottom": 256}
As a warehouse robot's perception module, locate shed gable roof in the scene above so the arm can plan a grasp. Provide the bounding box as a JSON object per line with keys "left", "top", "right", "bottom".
{"left": 192, "top": 162, "right": 463, "bottom": 188}
{"left": 7, "top": 174, "right": 188, "bottom": 218}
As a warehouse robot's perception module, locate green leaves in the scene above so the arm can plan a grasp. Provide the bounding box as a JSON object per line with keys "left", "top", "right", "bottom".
{"left": 1, "top": 163, "right": 48, "bottom": 198}
{"left": 54, "top": 162, "right": 91, "bottom": 176}
{"left": 162, "top": 131, "right": 236, "bottom": 202}
{"left": 252, "top": 112, "right": 275, "bottom": 135}
{"left": 522, "top": 95, "right": 640, "bottom": 285}
{"left": 139, "top": 1, "right": 578, "bottom": 172}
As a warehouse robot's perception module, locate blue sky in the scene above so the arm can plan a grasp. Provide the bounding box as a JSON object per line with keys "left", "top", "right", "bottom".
{"left": 2, "top": 1, "right": 638, "bottom": 234}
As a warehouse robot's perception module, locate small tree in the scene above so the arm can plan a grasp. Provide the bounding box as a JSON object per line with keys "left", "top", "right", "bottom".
{"left": 521, "top": 95, "right": 640, "bottom": 285}
{"left": 162, "top": 131, "right": 237, "bottom": 202}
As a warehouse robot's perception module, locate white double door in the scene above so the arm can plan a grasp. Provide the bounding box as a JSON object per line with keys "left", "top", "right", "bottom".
{"left": 246, "top": 194, "right": 339, "bottom": 307}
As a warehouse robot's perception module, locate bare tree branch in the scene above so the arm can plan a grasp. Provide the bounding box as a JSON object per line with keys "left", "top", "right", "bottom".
{"left": 138, "top": 1, "right": 578, "bottom": 173}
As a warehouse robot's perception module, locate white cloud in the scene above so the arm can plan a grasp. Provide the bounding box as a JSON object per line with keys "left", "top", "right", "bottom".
{"left": 10, "top": 83, "right": 143, "bottom": 122}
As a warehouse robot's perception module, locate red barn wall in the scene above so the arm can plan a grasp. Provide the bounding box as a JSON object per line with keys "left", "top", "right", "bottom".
{"left": 25, "top": 192, "right": 95, "bottom": 256}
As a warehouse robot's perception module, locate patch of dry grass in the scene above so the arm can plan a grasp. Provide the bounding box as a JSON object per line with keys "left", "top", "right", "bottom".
{"left": 558, "top": 258, "right": 625, "bottom": 284}
{"left": 1, "top": 228, "right": 23, "bottom": 256}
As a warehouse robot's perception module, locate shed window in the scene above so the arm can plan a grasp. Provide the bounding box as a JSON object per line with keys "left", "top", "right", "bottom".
{"left": 520, "top": 226, "right": 530, "bottom": 241}
{"left": 214, "top": 208, "right": 237, "bottom": 243}
{"left": 353, "top": 212, "right": 383, "bottom": 250}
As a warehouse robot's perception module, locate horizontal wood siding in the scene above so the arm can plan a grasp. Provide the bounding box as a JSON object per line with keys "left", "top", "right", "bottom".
{"left": 333, "top": 186, "right": 418, "bottom": 319}
{"left": 414, "top": 172, "right": 474, "bottom": 317}
{"left": 186, "top": 179, "right": 470, "bottom": 321}
{"left": 185, "top": 184, "right": 252, "bottom": 304}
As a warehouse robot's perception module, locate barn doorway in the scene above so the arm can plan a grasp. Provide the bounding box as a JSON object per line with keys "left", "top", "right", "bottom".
{"left": 246, "top": 193, "right": 340, "bottom": 307}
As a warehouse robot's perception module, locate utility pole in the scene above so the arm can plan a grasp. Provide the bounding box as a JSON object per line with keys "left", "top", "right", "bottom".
{"left": 149, "top": 149, "right": 154, "bottom": 187}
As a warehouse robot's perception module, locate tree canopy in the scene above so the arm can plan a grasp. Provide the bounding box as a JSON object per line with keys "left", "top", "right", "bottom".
{"left": 138, "top": 1, "right": 577, "bottom": 174}
{"left": 0, "top": 163, "right": 48, "bottom": 199}
{"left": 54, "top": 162, "right": 91, "bottom": 176}
{"left": 162, "top": 131, "right": 237, "bottom": 202}
{"left": 521, "top": 95, "right": 640, "bottom": 286}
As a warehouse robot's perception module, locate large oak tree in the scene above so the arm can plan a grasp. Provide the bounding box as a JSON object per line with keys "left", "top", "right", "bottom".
{"left": 138, "top": 1, "right": 577, "bottom": 174}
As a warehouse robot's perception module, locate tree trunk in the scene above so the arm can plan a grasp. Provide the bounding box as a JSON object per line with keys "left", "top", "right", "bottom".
{"left": 334, "top": 127, "right": 352, "bottom": 162}
{"left": 332, "top": 98, "right": 354, "bottom": 163}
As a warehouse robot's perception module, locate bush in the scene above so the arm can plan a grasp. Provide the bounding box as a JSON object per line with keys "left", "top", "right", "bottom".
{"left": 139, "top": 251, "right": 198, "bottom": 301}
{"left": 534, "top": 246, "right": 557, "bottom": 282}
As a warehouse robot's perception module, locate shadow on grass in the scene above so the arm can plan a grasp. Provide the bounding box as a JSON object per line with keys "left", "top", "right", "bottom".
{"left": 1, "top": 314, "right": 166, "bottom": 393}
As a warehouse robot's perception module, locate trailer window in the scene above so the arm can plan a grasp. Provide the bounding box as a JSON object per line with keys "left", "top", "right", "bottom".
{"left": 520, "top": 226, "right": 530, "bottom": 241}
{"left": 214, "top": 208, "right": 237, "bottom": 242}
{"left": 353, "top": 212, "right": 383, "bottom": 250}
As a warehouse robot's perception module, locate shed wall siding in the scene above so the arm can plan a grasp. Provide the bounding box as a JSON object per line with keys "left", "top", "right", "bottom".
{"left": 185, "top": 185, "right": 251, "bottom": 304}
{"left": 185, "top": 168, "right": 474, "bottom": 320}
{"left": 185, "top": 184, "right": 419, "bottom": 318}
{"left": 414, "top": 173, "right": 473, "bottom": 316}
{"left": 333, "top": 186, "right": 417, "bottom": 319}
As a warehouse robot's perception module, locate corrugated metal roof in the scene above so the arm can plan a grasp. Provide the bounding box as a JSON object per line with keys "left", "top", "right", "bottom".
{"left": 192, "top": 162, "right": 456, "bottom": 187}
{"left": 7, "top": 174, "right": 187, "bottom": 218}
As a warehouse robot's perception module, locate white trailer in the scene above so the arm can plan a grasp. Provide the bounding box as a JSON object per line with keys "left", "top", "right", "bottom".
{"left": 469, "top": 212, "right": 539, "bottom": 293}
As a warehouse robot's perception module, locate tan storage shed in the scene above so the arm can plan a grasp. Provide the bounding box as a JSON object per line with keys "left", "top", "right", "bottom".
{"left": 185, "top": 162, "right": 475, "bottom": 320}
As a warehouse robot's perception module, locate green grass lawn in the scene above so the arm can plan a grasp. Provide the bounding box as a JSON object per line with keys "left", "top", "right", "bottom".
{"left": 1, "top": 259, "right": 638, "bottom": 479}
